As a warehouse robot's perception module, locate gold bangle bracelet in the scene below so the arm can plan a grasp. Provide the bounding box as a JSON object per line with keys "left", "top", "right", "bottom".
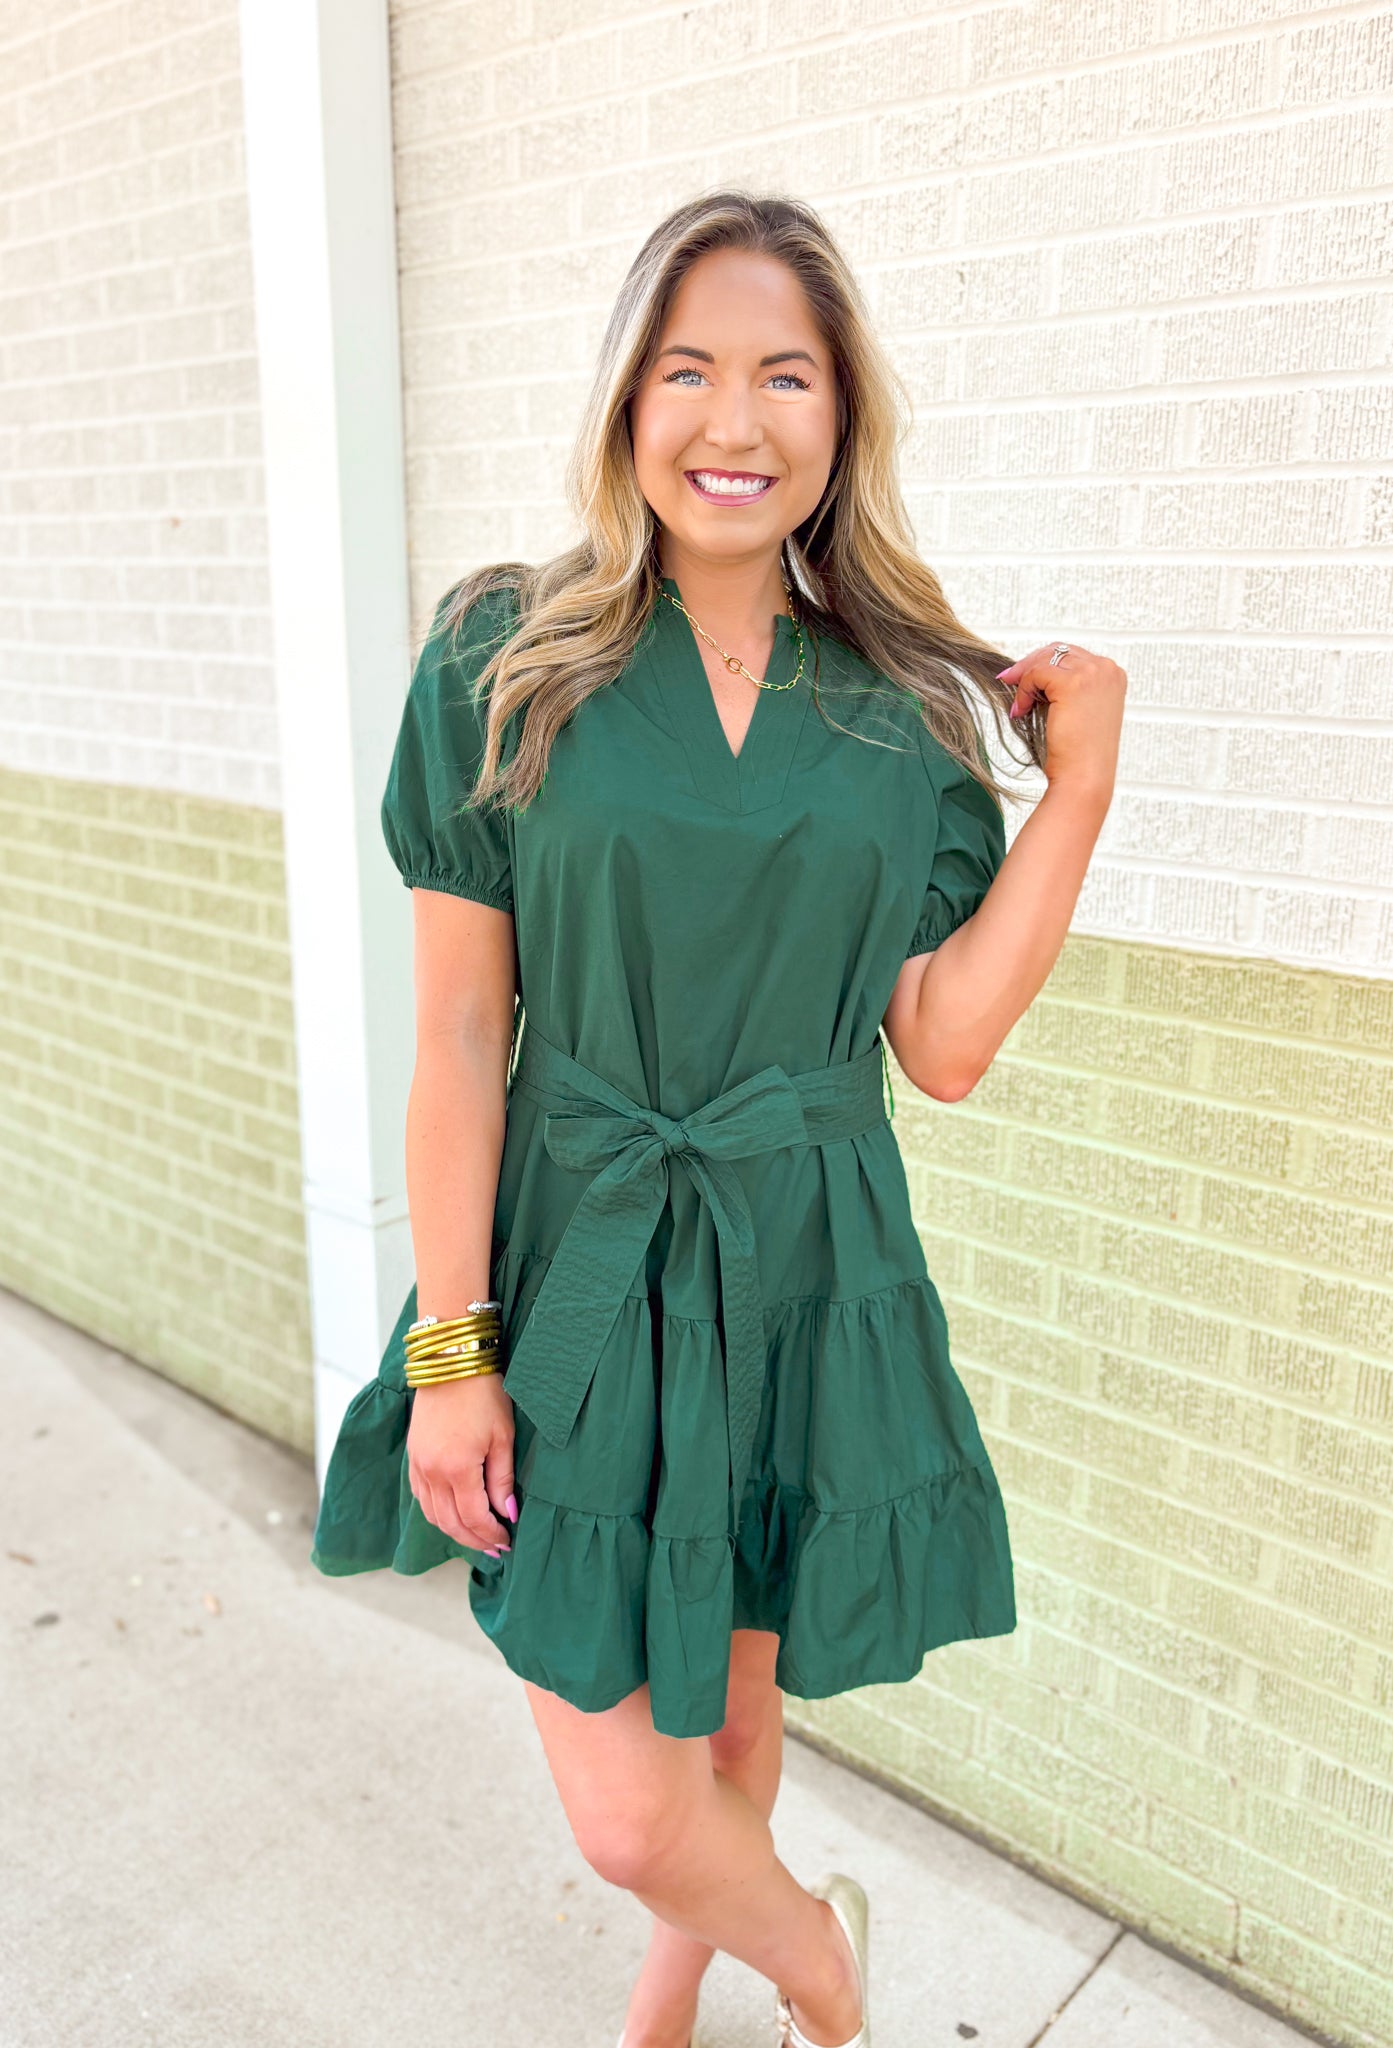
{"left": 405, "top": 1340, "right": 501, "bottom": 1367}
{"left": 405, "top": 1331, "right": 500, "bottom": 1355}
{"left": 405, "top": 1325, "right": 500, "bottom": 1350}
{"left": 403, "top": 1359, "right": 499, "bottom": 1376}
{"left": 407, "top": 1313, "right": 501, "bottom": 1342}
{"left": 406, "top": 1362, "right": 504, "bottom": 1385}
{"left": 405, "top": 1335, "right": 497, "bottom": 1368}
{"left": 405, "top": 1336, "right": 499, "bottom": 1361}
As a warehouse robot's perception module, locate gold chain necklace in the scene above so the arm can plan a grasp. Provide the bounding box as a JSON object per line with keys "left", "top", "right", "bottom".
{"left": 661, "top": 573, "right": 806, "bottom": 692}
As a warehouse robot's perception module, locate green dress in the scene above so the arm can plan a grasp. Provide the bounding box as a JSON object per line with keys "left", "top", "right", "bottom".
{"left": 310, "top": 579, "right": 1017, "bottom": 1737}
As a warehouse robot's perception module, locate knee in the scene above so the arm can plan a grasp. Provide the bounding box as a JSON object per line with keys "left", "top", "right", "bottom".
{"left": 570, "top": 1789, "right": 694, "bottom": 1893}
{"left": 709, "top": 1696, "right": 772, "bottom": 1773}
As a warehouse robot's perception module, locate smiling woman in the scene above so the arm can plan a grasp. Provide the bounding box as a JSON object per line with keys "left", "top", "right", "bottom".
{"left": 626, "top": 245, "right": 841, "bottom": 748}
{"left": 310, "top": 189, "right": 1124, "bottom": 2048}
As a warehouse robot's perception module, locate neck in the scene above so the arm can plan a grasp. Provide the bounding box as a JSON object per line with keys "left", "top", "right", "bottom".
{"left": 658, "top": 542, "right": 790, "bottom": 634}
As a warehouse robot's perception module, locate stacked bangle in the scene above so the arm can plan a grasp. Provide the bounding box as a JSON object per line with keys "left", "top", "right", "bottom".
{"left": 405, "top": 1305, "right": 505, "bottom": 1388}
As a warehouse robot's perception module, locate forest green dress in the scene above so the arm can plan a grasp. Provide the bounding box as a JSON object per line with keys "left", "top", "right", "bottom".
{"left": 310, "top": 578, "right": 1017, "bottom": 1737}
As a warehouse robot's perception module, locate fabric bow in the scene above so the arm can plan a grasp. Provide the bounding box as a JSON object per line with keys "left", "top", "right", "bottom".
{"left": 500, "top": 1060, "right": 811, "bottom": 1537}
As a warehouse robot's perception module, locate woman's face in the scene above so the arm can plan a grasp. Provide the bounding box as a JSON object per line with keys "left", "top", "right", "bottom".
{"left": 629, "top": 247, "right": 839, "bottom": 575}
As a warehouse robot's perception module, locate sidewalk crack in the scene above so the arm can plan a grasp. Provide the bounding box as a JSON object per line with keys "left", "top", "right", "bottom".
{"left": 1024, "top": 1927, "right": 1127, "bottom": 2046}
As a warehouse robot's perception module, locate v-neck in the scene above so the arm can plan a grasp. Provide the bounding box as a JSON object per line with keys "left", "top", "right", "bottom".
{"left": 643, "top": 576, "right": 812, "bottom": 814}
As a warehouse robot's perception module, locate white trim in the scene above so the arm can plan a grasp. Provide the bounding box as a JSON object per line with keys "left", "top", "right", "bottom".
{"left": 237, "top": 0, "right": 416, "bottom": 1489}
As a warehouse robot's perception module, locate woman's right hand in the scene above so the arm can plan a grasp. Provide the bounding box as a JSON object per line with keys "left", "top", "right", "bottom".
{"left": 407, "top": 1373, "right": 517, "bottom": 1555}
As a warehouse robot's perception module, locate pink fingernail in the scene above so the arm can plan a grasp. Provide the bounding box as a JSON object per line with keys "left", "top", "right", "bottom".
{"left": 505, "top": 1493, "right": 518, "bottom": 1521}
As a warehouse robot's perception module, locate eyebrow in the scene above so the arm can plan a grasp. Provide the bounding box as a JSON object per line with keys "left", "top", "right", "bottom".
{"left": 656, "top": 345, "right": 819, "bottom": 368}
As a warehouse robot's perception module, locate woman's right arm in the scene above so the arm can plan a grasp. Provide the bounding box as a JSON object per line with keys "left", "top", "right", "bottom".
{"left": 403, "top": 884, "right": 519, "bottom": 1558}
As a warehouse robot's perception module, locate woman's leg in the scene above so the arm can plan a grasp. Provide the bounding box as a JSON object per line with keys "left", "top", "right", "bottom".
{"left": 522, "top": 1634, "right": 861, "bottom": 2048}
{"left": 622, "top": 1629, "right": 785, "bottom": 2047}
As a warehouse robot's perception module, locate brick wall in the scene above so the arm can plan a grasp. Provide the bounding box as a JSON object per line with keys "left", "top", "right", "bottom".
{"left": 387, "top": 4, "right": 1393, "bottom": 2041}
{"left": 390, "top": 0, "right": 1393, "bottom": 978}
{"left": 805, "top": 941, "right": 1393, "bottom": 2042}
{"left": 0, "top": 1, "right": 309, "bottom": 1441}
{"left": 0, "top": 0, "right": 278, "bottom": 805}
{"left": 0, "top": 766, "right": 312, "bottom": 1449}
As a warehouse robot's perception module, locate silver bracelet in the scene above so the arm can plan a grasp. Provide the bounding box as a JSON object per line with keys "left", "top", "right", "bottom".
{"left": 409, "top": 1301, "right": 501, "bottom": 1332}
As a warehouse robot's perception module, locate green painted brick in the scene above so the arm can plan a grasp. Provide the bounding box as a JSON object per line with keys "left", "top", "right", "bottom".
{"left": 1147, "top": 1806, "right": 1342, "bottom": 1948}
{"left": 1206, "top": 1035, "right": 1393, "bottom": 1127}
{"left": 1013, "top": 1502, "right": 1166, "bottom": 1605}
{"left": 986, "top": 1719, "right": 1150, "bottom": 1837}
{"left": 910, "top": 1650, "right": 1066, "bottom": 1747}
{"left": 1062, "top": 1702, "right": 1239, "bottom": 1833}
{"left": 1271, "top": 1551, "right": 1393, "bottom": 1648}
{"left": 1119, "top": 944, "right": 1326, "bottom": 1035}
{"left": 0, "top": 766, "right": 311, "bottom": 1457}
{"left": 857, "top": 1672, "right": 980, "bottom": 1756}
{"left": 1015, "top": 1001, "right": 1201, "bottom": 1087}
{"left": 1296, "top": 1271, "right": 1393, "bottom": 1355}
{"left": 1353, "top": 1358, "right": 1393, "bottom": 1429}
{"left": 107, "top": 784, "right": 180, "bottom": 833}
{"left": 1304, "top": 1126, "right": 1393, "bottom": 1204}
{"left": 1328, "top": 977, "right": 1393, "bottom": 1054}
{"left": 985, "top": 1059, "right": 1099, "bottom": 1132}
{"left": 1333, "top": 1900, "right": 1393, "bottom": 1980}
{"left": 1166, "top": 1575, "right": 1360, "bottom": 1693}
{"left": 1286, "top": 1417, "right": 1393, "bottom": 1499}
{"left": 989, "top": 1435, "right": 1081, "bottom": 1511}
{"left": 1244, "top": 1328, "right": 1345, "bottom": 1403}
{"left": 1198, "top": 1703, "right": 1302, "bottom": 1799}
{"left": 791, "top": 1691, "right": 1066, "bottom": 1865}
{"left": 1184, "top": 1450, "right": 1380, "bottom": 1559}
{"left": 1064, "top": 1814, "right": 1239, "bottom": 1954}
{"left": 1086, "top": 1474, "right": 1264, "bottom": 1582}
{"left": 952, "top": 1305, "right": 1091, "bottom": 1392}
{"left": 1299, "top": 1756, "right": 1393, "bottom": 1842}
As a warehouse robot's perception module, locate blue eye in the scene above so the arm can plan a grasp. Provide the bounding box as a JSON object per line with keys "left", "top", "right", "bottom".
{"left": 661, "top": 367, "right": 706, "bottom": 387}
{"left": 768, "top": 371, "right": 811, "bottom": 391}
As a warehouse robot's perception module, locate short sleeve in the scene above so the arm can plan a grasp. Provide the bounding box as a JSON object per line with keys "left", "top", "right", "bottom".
{"left": 906, "top": 728, "right": 1007, "bottom": 958}
{"left": 381, "top": 587, "right": 519, "bottom": 914}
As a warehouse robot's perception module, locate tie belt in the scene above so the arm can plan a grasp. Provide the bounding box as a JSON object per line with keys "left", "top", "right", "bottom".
{"left": 498, "top": 1023, "right": 891, "bottom": 1540}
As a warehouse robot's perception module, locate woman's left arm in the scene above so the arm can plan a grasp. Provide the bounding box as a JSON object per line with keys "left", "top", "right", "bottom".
{"left": 882, "top": 640, "right": 1127, "bottom": 1103}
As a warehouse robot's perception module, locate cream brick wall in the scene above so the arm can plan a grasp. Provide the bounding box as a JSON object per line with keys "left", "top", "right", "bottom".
{"left": 389, "top": 0, "right": 1393, "bottom": 977}
{"left": 0, "top": 0, "right": 278, "bottom": 806}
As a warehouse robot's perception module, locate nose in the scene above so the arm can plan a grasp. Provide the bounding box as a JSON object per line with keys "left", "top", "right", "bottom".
{"left": 701, "top": 383, "right": 763, "bottom": 456}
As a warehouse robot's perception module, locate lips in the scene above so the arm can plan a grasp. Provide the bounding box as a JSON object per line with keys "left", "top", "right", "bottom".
{"left": 685, "top": 469, "right": 778, "bottom": 504}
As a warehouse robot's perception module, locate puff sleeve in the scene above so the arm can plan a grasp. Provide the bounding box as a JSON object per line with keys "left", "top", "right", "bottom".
{"left": 381, "top": 587, "right": 518, "bottom": 914}
{"left": 906, "top": 727, "right": 1007, "bottom": 958}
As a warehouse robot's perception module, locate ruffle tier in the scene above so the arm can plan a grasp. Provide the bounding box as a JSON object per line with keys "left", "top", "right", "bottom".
{"left": 310, "top": 1254, "right": 1017, "bottom": 1739}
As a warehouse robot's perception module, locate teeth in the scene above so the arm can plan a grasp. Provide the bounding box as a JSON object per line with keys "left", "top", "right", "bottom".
{"left": 692, "top": 472, "right": 773, "bottom": 496}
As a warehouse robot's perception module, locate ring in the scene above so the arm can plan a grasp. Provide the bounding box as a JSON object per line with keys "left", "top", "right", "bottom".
{"left": 1048, "top": 642, "right": 1071, "bottom": 666}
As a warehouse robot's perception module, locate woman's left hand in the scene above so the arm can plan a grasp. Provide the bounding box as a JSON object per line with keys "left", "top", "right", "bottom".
{"left": 996, "top": 639, "right": 1127, "bottom": 800}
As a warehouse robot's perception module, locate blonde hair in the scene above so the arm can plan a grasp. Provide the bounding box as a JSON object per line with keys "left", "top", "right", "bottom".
{"left": 436, "top": 189, "right": 1042, "bottom": 818}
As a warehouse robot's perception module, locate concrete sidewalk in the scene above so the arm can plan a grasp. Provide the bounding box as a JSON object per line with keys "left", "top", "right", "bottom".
{"left": 2, "top": 1290, "right": 1322, "bottom": 2048}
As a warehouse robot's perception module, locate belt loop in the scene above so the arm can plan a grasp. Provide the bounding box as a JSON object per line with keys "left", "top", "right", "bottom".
{"left": 878, "top": 1031, "right": 895, "bottom": 1123}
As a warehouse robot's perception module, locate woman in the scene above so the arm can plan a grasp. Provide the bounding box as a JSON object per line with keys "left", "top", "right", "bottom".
{"left": 311, "top": 191, "right": 1124, "bottom": 2048}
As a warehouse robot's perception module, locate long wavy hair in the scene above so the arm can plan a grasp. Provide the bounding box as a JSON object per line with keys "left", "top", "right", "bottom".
{"left": 436, "top": 189, "right": 1042, "bottom": 817}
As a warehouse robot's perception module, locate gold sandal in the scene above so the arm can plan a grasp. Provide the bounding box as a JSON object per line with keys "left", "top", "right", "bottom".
{"left": 774, "top": 1871, "right": 869, "bottom": 2048}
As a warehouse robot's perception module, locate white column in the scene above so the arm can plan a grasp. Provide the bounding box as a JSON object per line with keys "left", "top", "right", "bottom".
{"left": 237, "top": 0, "right": 416, "bottom": 1486}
